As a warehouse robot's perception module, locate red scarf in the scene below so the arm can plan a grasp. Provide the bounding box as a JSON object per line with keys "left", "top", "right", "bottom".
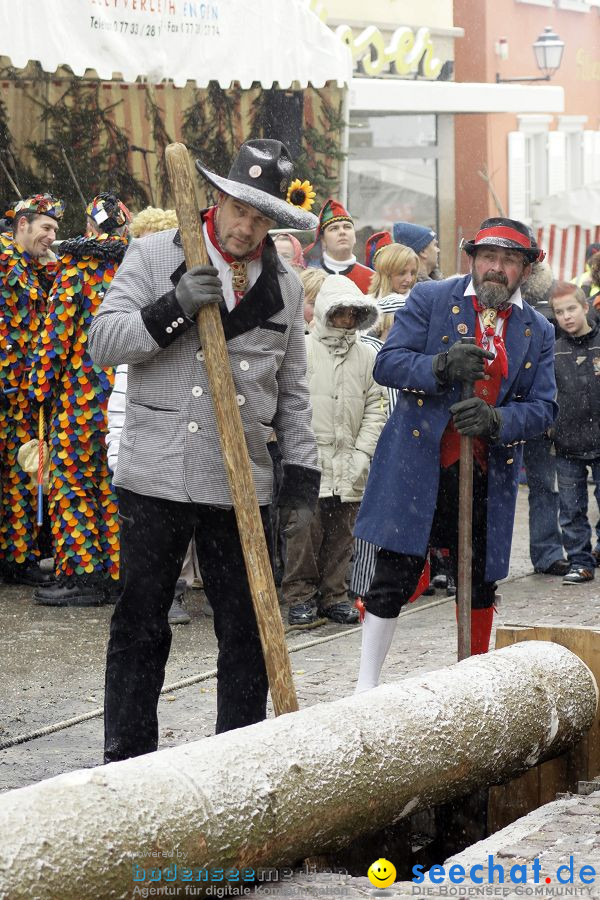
{"left": 204, "top": 206, "right": 265, "bottom": 305}
{"left": 471, "top": 297, "right": 512, "bottom": 379}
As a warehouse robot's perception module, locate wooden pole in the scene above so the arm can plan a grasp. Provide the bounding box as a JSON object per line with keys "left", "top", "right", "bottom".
{"left": 37, "top": 404, "right": 45, "bottom": 527}
{"left": 457, "top": 336, "right": 476, "bottom": 661}
{"left": 165, "top": 142, "right": 298, "bottom": 716}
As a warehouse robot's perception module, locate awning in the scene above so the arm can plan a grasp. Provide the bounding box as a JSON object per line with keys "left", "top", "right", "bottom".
{"left": 534, "top": 185, "right": 600, "bottom": 229}
{"left": 350, "top": 77, "right": 564, "bottom": 115}
{"left": 0, "top": 0, "right": 351, "bottom": 88}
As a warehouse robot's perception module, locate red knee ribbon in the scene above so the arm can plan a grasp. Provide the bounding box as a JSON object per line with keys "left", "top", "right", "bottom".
{"left": 354, "top": 597, "right": 366, "bottom": 623}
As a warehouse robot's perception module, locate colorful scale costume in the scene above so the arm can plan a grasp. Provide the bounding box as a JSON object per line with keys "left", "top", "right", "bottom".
{"left": 29, "top": 235, "right": 127, "bottom": 586}
{"left": 0, "top": 232, "right": 56, "bottom": 566}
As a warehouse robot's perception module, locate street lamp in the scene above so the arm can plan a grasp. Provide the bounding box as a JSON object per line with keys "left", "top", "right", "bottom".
{"left": 496, "top": 26, "right": 565, "bottom": 83}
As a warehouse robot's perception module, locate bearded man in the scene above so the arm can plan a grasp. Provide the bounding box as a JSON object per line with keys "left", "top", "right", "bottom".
{"left": 353, "top": 217, "right": 557, "bottom": 690}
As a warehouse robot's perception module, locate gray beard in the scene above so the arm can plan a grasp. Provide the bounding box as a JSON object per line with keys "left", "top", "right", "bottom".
{"left": 475, "top": 280, "right": 512, "bottom": 310}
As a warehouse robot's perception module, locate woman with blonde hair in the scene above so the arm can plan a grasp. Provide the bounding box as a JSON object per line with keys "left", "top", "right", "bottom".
{"left": 369, "top": 239, "right": 418, "bottom": 301}
{"left": 363, "top": 241, "right": 419, "bottom": 344}
{"left": 129, "top": 207, "right": 178, "bottom": 239}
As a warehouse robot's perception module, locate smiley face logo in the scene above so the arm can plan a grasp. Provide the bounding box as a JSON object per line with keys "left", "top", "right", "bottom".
{"left": 367, "top": 858, "right": 396, "bottom": 889}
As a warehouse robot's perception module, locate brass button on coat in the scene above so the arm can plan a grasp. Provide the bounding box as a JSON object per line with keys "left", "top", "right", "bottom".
{"left": 452, "top": 305, "right": 460, "bottom": 314}
{"left": 525, "top": 328, "right": 531, "bottom": 337}
{"left": 506, "top": 458, "right": 514, "bottom": 464}
{"left": 442, "top": 335, "right": 449, "bottom": 343}
{"left": 417, "top": 398, "right": 424, "bottom": 406}
{"left": 412, "top": 429, "right": 420, "bottom": 437}
{"left": 525, "top": 361, "right": 532, "bottom": 369}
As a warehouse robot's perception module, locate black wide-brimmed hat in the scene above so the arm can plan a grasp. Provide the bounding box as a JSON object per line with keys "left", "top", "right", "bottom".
{"left": 195, "top": 139, "right": 318, "bottom": 231}
{"left": 463, "top": 217, "right": 542, "bottom": 263}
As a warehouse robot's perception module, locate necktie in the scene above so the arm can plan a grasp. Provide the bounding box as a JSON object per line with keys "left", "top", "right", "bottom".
{"left": 472, "top": 298, "right": 512, "bottom": 379}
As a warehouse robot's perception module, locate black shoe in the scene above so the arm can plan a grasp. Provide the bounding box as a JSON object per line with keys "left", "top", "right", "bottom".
{"left": 446, "top": 575, "right": 456, "bottom": 597}
{"left": 562, "top": 567, "right": 595, "bottom": 585}
{"left": 422, "top": 584, "right": 436, "bottom": 596}
{"left": 288, "top": 601, "right": 319, "bottom": 627}
{"left": 102, "top": 579, "right": 121, "bottom": 605}
{"left": 2, "top": 562, "right": 56, "bottom": 587}
{"left": 432, "top": 574, "right": 447, "bottom": 589}
{"left": 319, "top": 600, "right": 359, "bottom": 625}
{"left": 33, "top": 580, "right": 105, "bottom": 606}
{"left": 168, "top": 597, "right": 191, "bottom": 625}
{"left": 535, "top": 559, "right": 570, "bottom": 576}
{"left": 168, "top": 579, "right": 191, "bottom": 625}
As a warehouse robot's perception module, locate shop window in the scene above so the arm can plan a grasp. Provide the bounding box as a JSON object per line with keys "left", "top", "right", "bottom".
{"left": 565, "top": 131, "right": 583, "bottom": 190}
{"left": 508, "top": 132, "right": 550, "bottom": 222}
{"left": 583, "top": 131, "right": 600, "bottom": 183}
{"left": 509, "top": 116, "right": 553, "bottom": 222}
{"left": 347, "top": 112, "right": 439, "bottom": 239}
{"left": 547, "top": 131, "right": 567, "bottom": 196}
{"left": 558, "top": 118, "right": 588, "bottom": 190}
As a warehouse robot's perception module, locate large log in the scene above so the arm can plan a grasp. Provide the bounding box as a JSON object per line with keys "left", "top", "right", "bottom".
{"left": 0, "top": 642, "right": 596, "bottom": 899}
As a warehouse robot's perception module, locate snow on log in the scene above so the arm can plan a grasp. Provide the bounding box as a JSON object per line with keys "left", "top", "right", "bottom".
{"left": 0, "top": 641, "right": 596, "bottom": 899}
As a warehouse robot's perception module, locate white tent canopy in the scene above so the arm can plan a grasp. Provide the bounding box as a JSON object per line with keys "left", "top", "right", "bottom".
{"left": 0, "top": 0, "right": 351, "bottom": 88}
{"left": 533, "top": 185, "right": 600, "bottom": 229}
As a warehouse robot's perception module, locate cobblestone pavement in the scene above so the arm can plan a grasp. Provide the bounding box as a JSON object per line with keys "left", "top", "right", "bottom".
{"left": 1, "top": 486, "right": 600, "bottom": 898}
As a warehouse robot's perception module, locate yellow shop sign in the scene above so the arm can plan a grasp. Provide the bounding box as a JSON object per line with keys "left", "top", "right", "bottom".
{"left": 336, "top": 24, "right": 443, "bottom": 79}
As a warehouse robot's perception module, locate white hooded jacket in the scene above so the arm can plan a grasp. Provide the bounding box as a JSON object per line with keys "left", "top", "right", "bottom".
{"left": 306, "top": 276, "right": 387, "bottom": 502}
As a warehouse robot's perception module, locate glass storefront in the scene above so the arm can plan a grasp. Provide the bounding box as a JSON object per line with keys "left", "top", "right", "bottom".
{"left": 347, "top": 111, "right": 439, "bottom": 253}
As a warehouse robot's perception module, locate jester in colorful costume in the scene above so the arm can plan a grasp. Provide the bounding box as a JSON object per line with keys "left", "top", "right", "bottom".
{"left": 0, "top": 194, "right": 64, "bottom": 586}
{"left": 29, "top": 193, "right": 130, "bottom": 606}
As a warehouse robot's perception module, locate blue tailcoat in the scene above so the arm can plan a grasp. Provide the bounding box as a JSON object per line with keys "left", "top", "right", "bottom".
{"left": 354, "top": 275, "right": 557, "bottom": 582}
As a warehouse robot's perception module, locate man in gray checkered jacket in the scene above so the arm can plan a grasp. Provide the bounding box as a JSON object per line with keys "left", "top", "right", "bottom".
{"left": 88, "top": 140, "right": 321, "bottom": 762}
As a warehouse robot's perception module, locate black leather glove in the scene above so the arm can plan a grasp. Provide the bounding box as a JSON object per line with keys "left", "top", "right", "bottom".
{"left": 433, "top": 342, "right": 494, "bottom": 385}
{"left": 449, "top": 397, "right": 502, "bottom": 439}
{"left": 279, "top": 505, "right": 314, "bottom": 537}
{"left": 175, "top": 265, "right": 224, "bottom": 318}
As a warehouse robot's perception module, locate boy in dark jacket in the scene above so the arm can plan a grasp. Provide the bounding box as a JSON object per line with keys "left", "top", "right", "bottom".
{"left": 550, "top": 281, "right": 600, "bottom": 584}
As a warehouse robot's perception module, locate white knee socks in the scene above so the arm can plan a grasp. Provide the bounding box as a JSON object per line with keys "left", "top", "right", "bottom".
{"left": 355, "top": 611, "right": 399, "bottom": 693}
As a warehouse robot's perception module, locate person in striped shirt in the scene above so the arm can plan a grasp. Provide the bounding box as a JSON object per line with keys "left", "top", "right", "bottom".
{"left": 351, "top": 240, "right": 419, "bottom": 609}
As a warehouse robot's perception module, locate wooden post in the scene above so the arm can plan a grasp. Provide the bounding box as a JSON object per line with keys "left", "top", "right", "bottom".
{"left": 165, "top": 142, "right": 298, "bottom": 717}
{"left": 457, "top": 337, "right": 476, "bottom": 661}
{"left": 488, "top": 624, "right": 600, "bottom": 834}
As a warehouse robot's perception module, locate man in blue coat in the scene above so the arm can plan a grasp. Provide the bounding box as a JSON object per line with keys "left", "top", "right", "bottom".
{"left": 354, "top": 217, "right": 557, "bottom": 691}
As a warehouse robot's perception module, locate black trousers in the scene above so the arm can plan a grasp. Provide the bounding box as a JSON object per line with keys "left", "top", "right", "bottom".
{"left": 365, "top": 462, "right": 496, "bottom": 618}
{"left": 104, "top": 488, "right": 271, "bottom": 763}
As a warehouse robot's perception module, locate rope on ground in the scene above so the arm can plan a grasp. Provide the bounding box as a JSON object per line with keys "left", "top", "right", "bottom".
{"left": 0, "top": 594, "right": 453, "bottom": 752}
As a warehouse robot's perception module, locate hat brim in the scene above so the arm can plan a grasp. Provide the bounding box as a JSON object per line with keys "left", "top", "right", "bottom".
{"left": 463, "top": 237, "right": 538, "bottom": 263}
{"left": 195, "top": 162, "right": 318, "bottom": 231}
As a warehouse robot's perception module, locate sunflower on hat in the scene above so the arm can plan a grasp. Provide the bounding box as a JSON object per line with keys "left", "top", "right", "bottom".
{"left": 286, "top": 179, "right": 316, "bottom": 212}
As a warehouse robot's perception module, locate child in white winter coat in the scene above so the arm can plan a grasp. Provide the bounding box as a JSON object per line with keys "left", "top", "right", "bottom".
{"left": 282, "top": 275, "right": 387, "bottom": 626}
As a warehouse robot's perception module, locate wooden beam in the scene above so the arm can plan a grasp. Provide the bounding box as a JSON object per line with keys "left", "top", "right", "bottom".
{"left": 489, "top": 624, "right": 600, "bottom": 835}
{"left": 0, "top": 642, "right": 595, "bottom": 899}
